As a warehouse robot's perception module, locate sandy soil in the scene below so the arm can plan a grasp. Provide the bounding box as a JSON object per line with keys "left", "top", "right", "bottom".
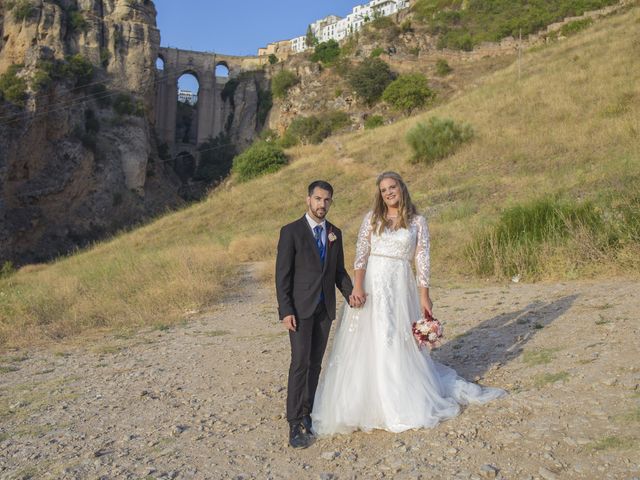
{"left": 1, "top": 265, "right": 639, "bottom": 479}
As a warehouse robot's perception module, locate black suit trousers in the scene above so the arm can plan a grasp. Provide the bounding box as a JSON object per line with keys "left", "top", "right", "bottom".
{"left": 286, "top": 302, "right": 332, "bottom": 425}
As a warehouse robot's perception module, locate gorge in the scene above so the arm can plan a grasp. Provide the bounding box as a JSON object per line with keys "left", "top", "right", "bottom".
{"left": 0, "top": 0, "right": 271, "bottom": 266}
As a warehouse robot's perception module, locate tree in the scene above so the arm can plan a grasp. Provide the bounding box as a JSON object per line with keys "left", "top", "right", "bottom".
{"left": 310, "top": 40, "right": 341, "bottom": 65}
{"left": 268, "top": 54, "right": 278, "bottom": 65}
{"left": 348, "top": 58, "right": 395, "bottom": 106}
{"left": 382, "top": 73, "right": 435, "bottom": 115}
{"left": 305, "top": 25, "right": 318, "bottom": 48}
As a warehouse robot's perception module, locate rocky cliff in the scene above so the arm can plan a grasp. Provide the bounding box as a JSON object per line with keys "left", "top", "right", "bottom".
{"left": 0, "top": 0, "right": 184, "bottom": 266}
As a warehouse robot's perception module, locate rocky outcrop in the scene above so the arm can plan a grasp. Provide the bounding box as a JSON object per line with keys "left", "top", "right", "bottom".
{"left": 0, "top": 0, "right": 183, "bottom": 266}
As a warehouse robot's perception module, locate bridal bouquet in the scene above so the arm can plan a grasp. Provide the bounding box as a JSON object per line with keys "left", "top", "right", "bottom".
{"left": 412, "top": 314, "right": 443, "bottom": 349}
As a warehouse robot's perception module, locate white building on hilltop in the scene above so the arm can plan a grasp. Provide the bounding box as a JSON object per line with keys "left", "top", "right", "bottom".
{"left": 178, "top": 89, "right": 198, "bottom": 106}
{"left": 289, "top": 0, "right": 409, "bottom": 54}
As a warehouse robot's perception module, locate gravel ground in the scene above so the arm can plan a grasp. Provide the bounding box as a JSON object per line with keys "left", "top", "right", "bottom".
{"left": 1, "top": 266, "right": 639, "bottom": 479}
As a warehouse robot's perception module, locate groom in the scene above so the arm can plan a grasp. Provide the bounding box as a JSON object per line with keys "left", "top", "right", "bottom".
{"left": 276, "top": 180, "right": 359, "bottom": 448}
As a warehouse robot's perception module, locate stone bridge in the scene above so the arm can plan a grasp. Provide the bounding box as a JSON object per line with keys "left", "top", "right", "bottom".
{"left": 154, "top": 47, "right": 267, "bottom": 155}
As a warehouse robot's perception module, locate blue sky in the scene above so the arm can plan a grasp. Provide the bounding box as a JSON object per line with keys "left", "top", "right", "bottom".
{"left": 154, "top": 0, "right": 359, "bottom": 55}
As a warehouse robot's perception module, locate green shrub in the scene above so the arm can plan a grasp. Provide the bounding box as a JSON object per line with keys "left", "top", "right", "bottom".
{"left": 0, "top": 64, "right": 28, "bottom": 106}
{"left": 365, "top": 115, "right": 384, "bottom": 129}
{"left": 268, "top": 54, "right": 278, "bottom": 65}
{"left": 406, "top": 116, "right": 473, "bottom": 164}
{"left": 348, "top": 58, "right": 396, "bottom": 106}
{"left": 370, "top": 47, "right": 385, "bottom": 58}
{"left": 113, "top": 93, "right": 144, "bottom": 117}
{"left": 311, "top": 40, "right": 341, "bottom": 65}
{"left": 232, "top": 141, "right": 287, "bottom": 182}
{"left": 438, "top": 31, "right": 473, "bottom": 51}
{"left": 560, "top": 18, "right": 594, "bottom": 36}
{"left": 10, "top": 0, "right": 35, "bottom": 22}
{"left": 435, "top": 58, "right": 452, "bottom": 76}
{"left": 466, "top": 197, "right": 604, "bottom": 278}
{"left": 283, "top": 111, "right": 351, "bottom": 146}
{"left": 271, "top": 70, "right": 299, "bottom": 99}
{"left": 69, "top": 9, "right": 88, "bottom": 32}
{"left": 409, "top": 46, "right": 421, "bottom": 56}
{"left": 382, "top": 73, "right": 435, "bottom": 115}
{"left": 63, "top": 54, "right": 95, "bottom": 87}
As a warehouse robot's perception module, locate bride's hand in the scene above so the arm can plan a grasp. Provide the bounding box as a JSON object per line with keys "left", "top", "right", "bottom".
{"left": 421, "top": 296, "right": 433, "bottom": 319}
{"left": 350, "top": 286, "right": 367, "bottom": 308}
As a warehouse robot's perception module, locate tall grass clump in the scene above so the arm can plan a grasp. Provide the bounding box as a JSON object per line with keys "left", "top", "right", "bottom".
{"left": 232, "top": 141, "right": 287, "bottom": 182}
{"left": 406, "top": 117, "right": 473, "bottom": 164}
{"left": 466, "top": 197, "right": 605, "bottom": 279}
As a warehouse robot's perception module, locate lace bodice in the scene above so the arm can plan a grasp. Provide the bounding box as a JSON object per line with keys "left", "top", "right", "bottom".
{"left": 354, "top": 211, "right": 430, "bottom": 287}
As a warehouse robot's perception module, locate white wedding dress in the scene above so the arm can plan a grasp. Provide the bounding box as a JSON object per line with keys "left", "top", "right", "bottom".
{"left": 312, "top": 212, "right": 506, "bottom": 435}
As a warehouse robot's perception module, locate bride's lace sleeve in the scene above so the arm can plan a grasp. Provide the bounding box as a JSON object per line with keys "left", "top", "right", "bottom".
{"left": 354, "top": 211, "right": 374, "bottom": 270}
{"left": 415, "top": 215, "right": 431, "bottom": 287}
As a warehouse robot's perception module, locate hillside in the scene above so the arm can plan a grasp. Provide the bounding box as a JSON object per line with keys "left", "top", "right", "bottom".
{"left": 0, "top": 4, "right": 638, "bottom": 349}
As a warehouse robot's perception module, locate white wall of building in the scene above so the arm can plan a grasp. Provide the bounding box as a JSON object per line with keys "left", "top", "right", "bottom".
{"left": 288, "top": 0, "right": 409, "bottom": 53}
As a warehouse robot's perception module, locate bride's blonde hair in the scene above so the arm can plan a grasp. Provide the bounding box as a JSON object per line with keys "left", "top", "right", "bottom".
{"left": 371, "top": 171, "right": 417, "bottom": 234}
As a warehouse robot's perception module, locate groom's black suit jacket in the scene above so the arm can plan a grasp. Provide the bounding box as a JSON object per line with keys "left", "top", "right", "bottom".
{"left": 276, "top": 216, "right": 353, "bottom": 321}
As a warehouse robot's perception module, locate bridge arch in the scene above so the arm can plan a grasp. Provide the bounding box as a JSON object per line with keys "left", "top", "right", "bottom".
{"left": 154, "top": 47, "right": 268, "bottom": 154}
{"left": 215, "top": 62, "right": 230, "bottom": 80}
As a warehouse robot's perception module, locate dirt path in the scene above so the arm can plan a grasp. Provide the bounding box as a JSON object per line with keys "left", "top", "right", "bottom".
{"left": 1, "top": 265, "right": 639, "bottom": 479}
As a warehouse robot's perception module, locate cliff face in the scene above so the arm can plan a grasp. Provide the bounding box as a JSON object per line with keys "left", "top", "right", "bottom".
{"left": 0, "top": 0, "right": 184, "bottom": 266}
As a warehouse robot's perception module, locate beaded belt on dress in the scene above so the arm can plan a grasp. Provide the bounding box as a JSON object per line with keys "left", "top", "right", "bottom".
{"left": 370, "top": 253, "right": 409, "bottom": 262}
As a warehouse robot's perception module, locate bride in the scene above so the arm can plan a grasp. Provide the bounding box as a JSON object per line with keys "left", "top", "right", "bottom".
{"left": 312, "top": 171, "right": 506, "bottom": 435}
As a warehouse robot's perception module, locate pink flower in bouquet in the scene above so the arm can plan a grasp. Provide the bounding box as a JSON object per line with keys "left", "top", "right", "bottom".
{"left": 412, "top": 316, "right": 443, "bottom": 349}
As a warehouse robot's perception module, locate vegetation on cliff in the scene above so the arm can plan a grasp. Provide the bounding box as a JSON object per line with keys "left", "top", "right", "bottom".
{"left": 412, "top": 0, "right": 620, "bottom": 50}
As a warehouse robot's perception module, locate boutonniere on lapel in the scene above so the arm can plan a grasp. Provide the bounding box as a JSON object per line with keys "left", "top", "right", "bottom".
{"left": 327, "top": 229, "right": 337, "bottom": 244}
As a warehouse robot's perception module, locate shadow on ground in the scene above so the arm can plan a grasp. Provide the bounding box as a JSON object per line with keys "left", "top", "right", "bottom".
{"left": 433, "top": 294, "right": 579, "bottom": 380}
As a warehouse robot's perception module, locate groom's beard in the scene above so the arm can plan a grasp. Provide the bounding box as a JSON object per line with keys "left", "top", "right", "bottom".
{"left": 310, "top": 207, "right": 327, "bottom": 219}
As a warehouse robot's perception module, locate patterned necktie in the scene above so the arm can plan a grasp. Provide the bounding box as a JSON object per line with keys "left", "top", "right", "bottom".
{"left": 314, "top": 225, "right": 325, "bottom": 264}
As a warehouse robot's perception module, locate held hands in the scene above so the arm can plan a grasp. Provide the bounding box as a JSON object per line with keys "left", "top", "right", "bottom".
{"left": 349, "top": 286, "right": 367, "bottom": 308}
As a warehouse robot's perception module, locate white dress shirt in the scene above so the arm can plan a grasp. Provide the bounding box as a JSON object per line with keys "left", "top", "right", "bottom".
{"left": 305, "top": 213, "right": 327, "bottom": 247}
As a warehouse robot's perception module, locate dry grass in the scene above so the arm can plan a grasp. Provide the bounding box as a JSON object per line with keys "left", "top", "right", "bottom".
{"left": 0, "top": 7, "right": 639, "bottom": 350}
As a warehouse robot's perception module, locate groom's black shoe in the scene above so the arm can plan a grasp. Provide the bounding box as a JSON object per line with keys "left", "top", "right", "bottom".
{"left": 301, "top": 415, "right": 313, "bottom": 436}
{"left": 289, "top": 423, "right": 311, "bottom": 449}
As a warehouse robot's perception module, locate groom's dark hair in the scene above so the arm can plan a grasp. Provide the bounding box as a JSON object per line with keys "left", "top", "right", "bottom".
{"left": 308, "top": 180, "right": 334, "bottom": 197}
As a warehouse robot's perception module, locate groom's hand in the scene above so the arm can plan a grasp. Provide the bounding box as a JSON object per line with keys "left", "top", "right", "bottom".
{"left": 349, "top": 292, "right": 367, "bottom": 308}
{"left": 282, "top": 315, "right": 297, "bottom": 332}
